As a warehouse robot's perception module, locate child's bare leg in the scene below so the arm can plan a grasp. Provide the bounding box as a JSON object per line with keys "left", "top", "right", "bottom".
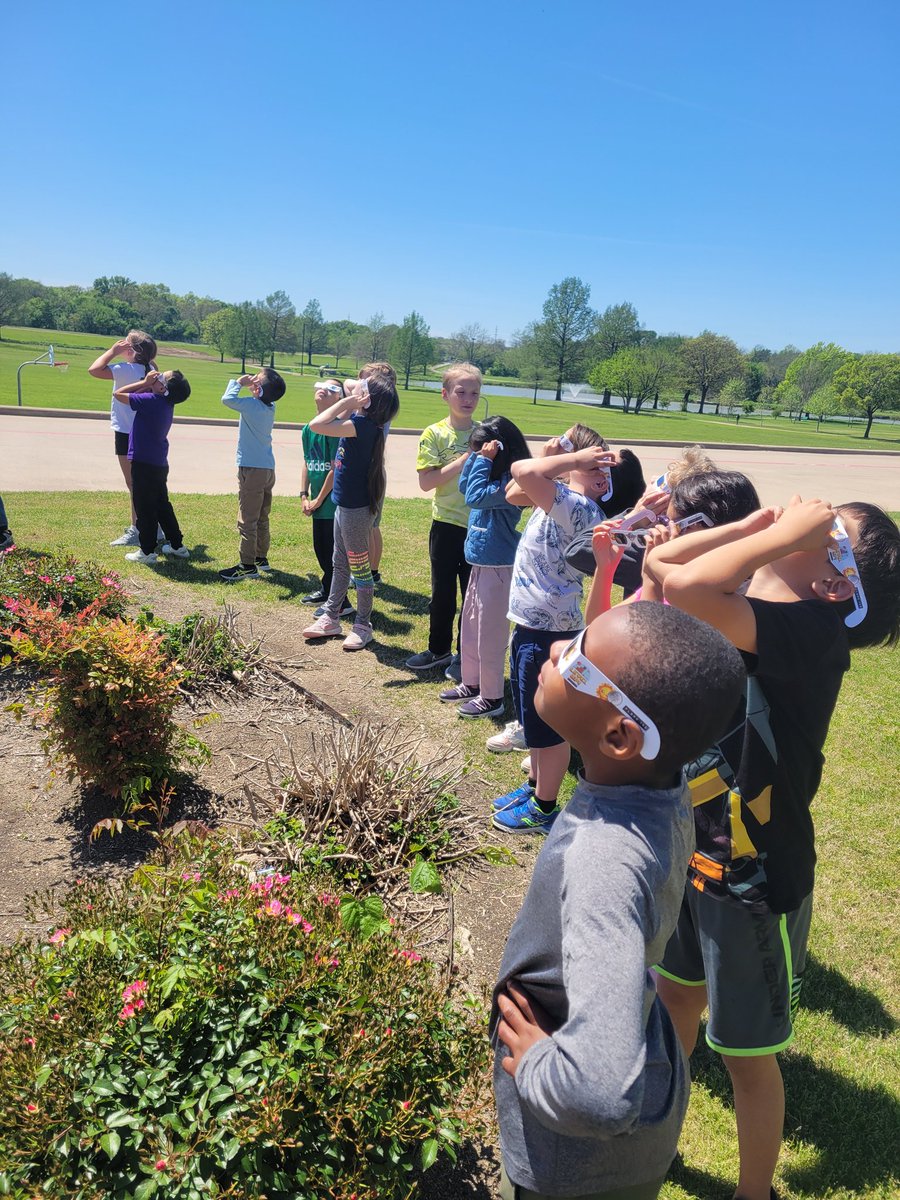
{"left": 532, "top": 741, "right": 569, "bottom": 806}
{"left": 117, "top": 454, "right": 137, "bottom": 524}
{"left": 724, "top": 1053, "right": 784, "bottom": 1200}
{"left": 654, "top": 974, "right": 707, "bottom": 1054}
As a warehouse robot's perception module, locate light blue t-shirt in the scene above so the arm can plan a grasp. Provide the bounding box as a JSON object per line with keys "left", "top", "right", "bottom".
{"left": 222, "top": 380, "right": 276, "bottom": 469}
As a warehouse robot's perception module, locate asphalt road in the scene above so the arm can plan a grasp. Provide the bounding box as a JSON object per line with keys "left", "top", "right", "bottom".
{"left": 3, "top": 411, "right": 899, "bottom": 511}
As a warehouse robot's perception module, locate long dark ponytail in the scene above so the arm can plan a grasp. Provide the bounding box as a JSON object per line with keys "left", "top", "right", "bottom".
{"left": 363, "top": 374, "right": 400, "bottom": 513}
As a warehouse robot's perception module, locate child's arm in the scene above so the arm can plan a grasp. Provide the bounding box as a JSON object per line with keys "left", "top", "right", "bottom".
{"left": 309, "top": 469, "right": 335, "bottom": 514}
{"left": 661, "top": 497, "right": 836, "bottom": 652}
{"left": 463, "top": 450, "right": 511, "bottom": 509}
{"left": 583, "top": 527, "right": 626, "bottom": 624}
{"left": 221, "top": 379, "right": 245, "bottom": 411}
{"left": 510, "top": 447, "right": 616, "bottom": 515}
{"left": 309, "top": 393, "right": 359, "bottom": 439}
{"left": 418, "top": 452, "right": 469, "bottom": 493}
{"left": 497, "top": 858, "right": 660, "bottom": 1137}
{"left": 88, "top": 338, "right": 131, "bottom": 380}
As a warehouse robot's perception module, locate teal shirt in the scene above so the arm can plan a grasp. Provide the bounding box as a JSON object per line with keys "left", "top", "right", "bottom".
{"left": 301, "top": 425, "right": 339, "bottom": 520}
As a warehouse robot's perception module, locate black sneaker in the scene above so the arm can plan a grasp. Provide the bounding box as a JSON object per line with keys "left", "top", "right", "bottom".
{"left": 255, "top": 557, "right": 272, "bottom": 574}
{"left": 371, "top": 570, "right": 382, "bottom": 589}
{"left": 219, "top": 563, "right": 260, "bottom": 582}
{"left": 303, "top": 588, "right": 326, "bottom": 604}
{"left": 0, "top": 529, "right": 13, "bottom": 553}
{"left": 314, "top": 600, "right": 355, "bottom": 619}
{"left": 405, "top": 649, "right": 453, "bottom": 671}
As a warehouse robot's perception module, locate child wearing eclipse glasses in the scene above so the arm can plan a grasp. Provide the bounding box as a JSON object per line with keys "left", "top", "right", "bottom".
{"left": 491, "top": 602, "right": 746, "bottom": 1200}
{"left": 641, "top": 496, "right": 900, "bottom": 1200}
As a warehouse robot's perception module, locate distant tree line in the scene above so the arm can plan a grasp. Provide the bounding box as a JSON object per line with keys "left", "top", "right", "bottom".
{"left": 1, "top": 270, "right": 898, "bottom": 438}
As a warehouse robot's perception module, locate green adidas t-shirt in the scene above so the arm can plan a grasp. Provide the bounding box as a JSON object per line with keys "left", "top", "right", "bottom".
{"left": 301, "top": 426, "right": 340, "bottom": 520}
{"left": 415, "top": 417, "right": 472, "bottom": 528}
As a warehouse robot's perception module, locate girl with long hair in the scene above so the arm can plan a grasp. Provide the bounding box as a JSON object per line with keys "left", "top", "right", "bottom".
{"left": 302, "top": 373, "right": 399, "bottom": 651}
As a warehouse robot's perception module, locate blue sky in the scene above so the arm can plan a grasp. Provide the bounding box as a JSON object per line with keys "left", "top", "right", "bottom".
{"left": 4, "top": 0, "right": 900, "bottom": 351}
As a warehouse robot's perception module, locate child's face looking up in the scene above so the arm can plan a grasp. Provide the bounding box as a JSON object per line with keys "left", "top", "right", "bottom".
{"left": 536, "top": 609, "right": 644, "bottom": 766}
{"left": 146, "top": 370, "right": 169, "bottom": 394}
{"left": 443, "top": 377, "right": 480, "bottom": 424}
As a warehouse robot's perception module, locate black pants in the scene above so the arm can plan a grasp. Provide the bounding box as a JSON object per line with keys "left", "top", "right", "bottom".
{"left": 428, "top": 520, "right": 471, "bottom": 656}
{"left": 312, "top": 517, "right": 347, "bottom": 606}
{"left": 131, "top": 460, "right": 183, "bottom": 554}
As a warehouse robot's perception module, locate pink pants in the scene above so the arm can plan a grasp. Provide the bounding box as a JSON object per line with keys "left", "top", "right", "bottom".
{"left": 460, "top": 564, "right": 513, "bottom": 701}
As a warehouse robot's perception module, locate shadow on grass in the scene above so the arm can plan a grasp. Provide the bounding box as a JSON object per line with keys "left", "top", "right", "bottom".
{"left": 800, "top": 954, "right": 897, "bottom": 1036}
{"left": 60, "top": 776, "right": 222, "bottom": 871}
{"left": 689, "top": 1036, "right": 900, "bottom": 1196}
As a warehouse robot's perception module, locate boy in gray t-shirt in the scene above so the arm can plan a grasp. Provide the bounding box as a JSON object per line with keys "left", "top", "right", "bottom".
{"left": 491, "top": 602, "right": 746, "bottom": 1200}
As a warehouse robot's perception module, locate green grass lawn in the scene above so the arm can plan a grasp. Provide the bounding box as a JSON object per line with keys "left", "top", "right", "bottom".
{"left": 3, "top": 327, "right": 899, "bottom": 449}
{"left": 3, "top": 489, "right": 898, "bottom": 1200}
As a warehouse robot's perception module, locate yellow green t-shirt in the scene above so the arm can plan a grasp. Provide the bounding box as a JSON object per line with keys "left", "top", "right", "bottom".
{"left": 415, "top": 417, "right": 473, "bottom": 528}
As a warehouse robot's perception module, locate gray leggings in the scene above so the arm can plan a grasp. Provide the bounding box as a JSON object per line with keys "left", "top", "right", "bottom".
{"left": 500, "top": 1164, "right": 667, "bottom": 1200}
{"left": 323, "top": 505, "right": 374, "bottom": 627}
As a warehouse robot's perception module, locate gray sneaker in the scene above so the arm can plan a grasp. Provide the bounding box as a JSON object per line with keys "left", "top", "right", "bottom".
{"left": 405, "top": 649, "right": 453, "bottom": 672}
{"left": 110, "top": 525, "right": 140, "bottom": 547}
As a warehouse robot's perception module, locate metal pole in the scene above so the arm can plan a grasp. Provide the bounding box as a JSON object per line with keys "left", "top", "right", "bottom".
{"left": 16, "top": 348, "right": 53, "bottom": 406}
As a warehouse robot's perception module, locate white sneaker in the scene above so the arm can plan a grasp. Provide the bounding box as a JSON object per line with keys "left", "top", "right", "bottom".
{"left": 521, "top": 754, "right": 532, "bottom": 775}
{"left": 302, "top": 614, "right": 343, "bottom": 639}
{"left": 161, "top": 543, "right": 190, "bottom": 558}
{"left": 124, "top": 549, "right": 159, "bottom": 564}
{"left": 110, "top": 526, "right": 140, "bottom": 547}
{"left": 486, "top": 721, "right": 527, "bottom": 753}
{"left": 343, "top": 623, "right": 373, "bottom": 652}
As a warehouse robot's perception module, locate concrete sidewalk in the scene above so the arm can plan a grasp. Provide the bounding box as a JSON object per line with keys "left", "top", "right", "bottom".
{"left": 3, "top": 410, "right": 899, "bottom": 510}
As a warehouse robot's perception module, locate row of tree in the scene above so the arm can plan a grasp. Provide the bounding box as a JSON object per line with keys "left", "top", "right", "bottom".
{"left": 1, "top": 272, "right": 898, "bottom": 437}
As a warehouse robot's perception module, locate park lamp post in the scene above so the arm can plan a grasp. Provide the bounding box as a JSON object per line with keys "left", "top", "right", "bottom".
{"left": 17, "top": 344, "right": 68, "bottom": 406}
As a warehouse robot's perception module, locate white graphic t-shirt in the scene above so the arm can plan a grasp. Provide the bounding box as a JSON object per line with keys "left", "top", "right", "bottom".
{"left": 508, "top": 481, "right": 602, "bottom": 632}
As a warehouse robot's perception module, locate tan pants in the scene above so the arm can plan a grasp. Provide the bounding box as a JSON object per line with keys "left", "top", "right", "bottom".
{"left": 500, "top": 1163, "right": 667, "bottom": 1200}
{"left": 237, "top": 467, "right": 275, "bottom": 564}
{"left": 460, "top": 564, "right": 513, "bottom": 700}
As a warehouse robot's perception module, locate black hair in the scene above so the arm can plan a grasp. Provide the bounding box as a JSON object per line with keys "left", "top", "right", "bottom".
{"left": 606, "top": 448, "right": 646, "bottom": 515}
{"left": 836, "top": 502, "right": 900, "bottom": 649}
{"left": 615, "top": 602, "right": 747, "bottom": 776}
{"left": 258, "top": 367, "right": 286, "bottom": 405}
{"left": 669, "top": 469, "right": 760, "bottom": 527}
{"left": 364, "top": 373, "right": 400, "bottom": 514}
{"left": 468, "top": 415, "right": 531, "bottom": 480}
{"left": 164, "top": 370, "right": 191, "bottom": 405}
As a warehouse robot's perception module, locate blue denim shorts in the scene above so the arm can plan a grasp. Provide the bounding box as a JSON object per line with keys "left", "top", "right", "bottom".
{"left": 510, "top": 625, "right": 571, "bottom": 749}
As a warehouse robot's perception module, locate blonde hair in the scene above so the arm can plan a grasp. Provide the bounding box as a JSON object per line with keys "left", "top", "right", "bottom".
{"left": 666, "top": 445, "right": 716, "bottom": 488}
{"left": 360, "top": 361, "right": 397, "bottom": 385}
{"left": 568, "top": 422, "right": 608, "bottom": 452}
{"left": 126, "top": 329, "right": 157, "bottom": 366}
{"left": 442, "top": 362, "right": 482, "bottom": 390}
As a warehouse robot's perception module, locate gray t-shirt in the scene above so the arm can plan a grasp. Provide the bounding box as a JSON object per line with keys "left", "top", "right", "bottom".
{"left": 490, "top": 775, "right": 694, "bottom": 1195}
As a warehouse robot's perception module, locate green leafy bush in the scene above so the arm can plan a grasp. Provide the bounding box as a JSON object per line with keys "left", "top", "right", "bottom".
{"left": 0, "top": 836, "right": 488, "bottom": 1199}
{"left": 9, "top": 605, "right": 208, "bottom": 801}
{"left": 0, "top": 548, "right": 126, "bottom": 652}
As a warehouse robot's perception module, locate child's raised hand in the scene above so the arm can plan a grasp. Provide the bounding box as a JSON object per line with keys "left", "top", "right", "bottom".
{"left": 636, "top": 484, "right": 670, "bottom": 516}
{"left": 573, "top": 446, "right": 617, "bottom": 473}
{"left": 497, "top": 983, "right": 554, "bottom": 1077}
{"left": 237, "top": 374, "right": 254, "bottom": 388}
{"left": 774, "top": 495, "right": 836, "bottom": 551}
{"left": 592, "top": 523, "right": 626, "bottom": 574}
{"left": 740, "top": 505, "right": 783, "bottom": 534}
{"left": 479, "top": 440, "right": 501, "bottom": 460}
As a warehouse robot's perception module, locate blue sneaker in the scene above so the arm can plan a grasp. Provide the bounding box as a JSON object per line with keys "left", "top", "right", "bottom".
{"left": 493, "top": 795, "right": 560, "bottom": 835}
{"left": 491, "top": 781, "right": 534, "bottom": 812}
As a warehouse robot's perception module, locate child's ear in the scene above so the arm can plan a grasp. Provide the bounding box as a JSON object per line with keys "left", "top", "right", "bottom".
{"left": 812, "top": 574, "right": 855, "bottom": 605}
{"left": 599, "top": 715, "right": 645, "bottom": 762}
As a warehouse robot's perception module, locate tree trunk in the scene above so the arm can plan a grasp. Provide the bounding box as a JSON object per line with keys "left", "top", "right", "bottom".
{"left": 653, "top": 391, "right": 659, "bottom": 410}
{"left": 219, "top": 351, "right": 224, "bottom": 363}
{"left": 533, "top": 378, "right": 539, "bottom": 403}
{"left": 714, "top": 402, "right": 720, "bottom": 415}
{"left": 698, "top": 385, "right": 708, "bottom": 414}
{"left": 602, "top": 388, "right": 611, "bottom": 408}
{"left": 864, "top": 409, "right": 874, "bottom": 438}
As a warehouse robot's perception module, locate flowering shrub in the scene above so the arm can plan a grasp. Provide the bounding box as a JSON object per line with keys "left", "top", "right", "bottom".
{"left": 0, "top": 547, "right": 126, "bottom": 652}
{"left": 0, "top": 836, "right": 488, "bottom": 1198}
{"left": 8, "top": 605, "right": 209, "bottom": 801}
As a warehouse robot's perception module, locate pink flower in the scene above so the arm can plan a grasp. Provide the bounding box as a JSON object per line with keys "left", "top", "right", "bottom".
{"left": 26, "top": 1102, "right": 37, "bottom": 1113}
{"left": 48, "top": 928, "right": 71, "bottom": 945}
{"left": 118, "top": 1003, "right": 136, "bottom": 1022}
{"left": 101, "top": 576, "right": 115, "bottom": 586}
{"left": 51, "top": 1013, "right": 61, "bottom": 1022}
{"left": 385, "top": 1027, "right": 393, "bottom": 1037}
{"left": 155, "top": 1159, "right": 167, "bottom": 1171}
{"left": 3, "top": 598, "right": 19, "bottom": 612}
{"left": 263, "top": 898, "right": 283, "bottom": 917}
{"left": 63, "top": 574, "right": 75, "bottom": 583}
{"left": 400, "top": 1100, "right": 411, "bottom": 1110}
{"left": 398, "top": 949, "right": 421, "bottom": 964}
{"left": 23, "top": 1036, "right": 36, "bottom": 1048}
{"left": 39, "top": 575, "right": 52, "bottom": 584}
{"left": 122, "top": 980, "right": 147, "bottom": 1002}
